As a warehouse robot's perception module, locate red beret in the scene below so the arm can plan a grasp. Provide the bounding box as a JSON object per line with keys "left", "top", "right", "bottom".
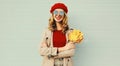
{"left": 50, "top": 3, "right": 68, "bottom": 13}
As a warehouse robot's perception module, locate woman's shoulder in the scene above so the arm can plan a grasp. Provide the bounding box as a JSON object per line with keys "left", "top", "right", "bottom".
{"left": 42, "top": 28, "right": 52, "bottom": 35}
{"left": 44, "top": 28, "right": 51, "bottom": 32}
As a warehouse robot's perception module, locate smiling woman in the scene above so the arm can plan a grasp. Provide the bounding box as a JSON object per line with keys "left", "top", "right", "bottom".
{"left": 39, "top": 2, "right": 81, "bottom": 66}
{"left": 53, "top": 9, "right": 64, "bottom": 22}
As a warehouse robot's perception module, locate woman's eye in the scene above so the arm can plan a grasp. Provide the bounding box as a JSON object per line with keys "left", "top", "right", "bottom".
{"left": 60, "top": 11, "right": 64, "bottom": 16}
{"left": 53, "top": 11, "right": 58, "bottom": 15}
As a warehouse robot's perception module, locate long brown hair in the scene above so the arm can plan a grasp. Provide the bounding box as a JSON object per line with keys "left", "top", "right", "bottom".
{"left": 48, "top": 13, "right": 69, "bottom": 33}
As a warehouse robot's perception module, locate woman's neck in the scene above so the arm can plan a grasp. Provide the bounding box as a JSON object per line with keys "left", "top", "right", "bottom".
{"left": 56, "top": 22, "right": 62, "bottom": 30}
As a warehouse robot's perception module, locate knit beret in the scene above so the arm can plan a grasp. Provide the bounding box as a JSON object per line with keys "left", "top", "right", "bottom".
{"left": 50, "top": 3, "right": 68, "bottom": 13}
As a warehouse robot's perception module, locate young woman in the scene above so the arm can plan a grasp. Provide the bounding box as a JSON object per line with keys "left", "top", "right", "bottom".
{"left": 39, "top": 3, "right": 76, "bottom": 66}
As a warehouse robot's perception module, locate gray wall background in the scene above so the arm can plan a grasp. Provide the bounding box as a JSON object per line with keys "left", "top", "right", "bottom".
{"left": 0, "top": 0, "right": 120, "bottom": 66}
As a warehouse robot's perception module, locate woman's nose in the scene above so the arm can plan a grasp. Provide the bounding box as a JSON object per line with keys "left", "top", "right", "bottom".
{"left": 56, "top": 13, "right": 61, "bottom": 16}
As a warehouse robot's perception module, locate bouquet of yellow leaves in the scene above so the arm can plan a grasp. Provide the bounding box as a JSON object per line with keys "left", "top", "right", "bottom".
{"left": 68, "top": 29, "right": 83, "bottom": 44}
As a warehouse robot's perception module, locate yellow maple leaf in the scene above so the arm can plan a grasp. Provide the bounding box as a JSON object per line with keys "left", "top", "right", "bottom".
{"left": 68, "top": 29, "right": 83, "bottom": 43}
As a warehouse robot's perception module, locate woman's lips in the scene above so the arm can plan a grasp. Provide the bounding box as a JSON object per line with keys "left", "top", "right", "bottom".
{"left": 55, "top": 15, "right": 62, "bottom": 20}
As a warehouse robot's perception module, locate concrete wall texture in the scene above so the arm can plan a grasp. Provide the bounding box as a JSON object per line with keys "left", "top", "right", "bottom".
{"left": 0, "top": 0, "right": 120, "bottom": 66}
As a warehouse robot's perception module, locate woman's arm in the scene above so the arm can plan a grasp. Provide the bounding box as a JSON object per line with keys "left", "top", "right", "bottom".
{"left": 58, "top": 42, "right": 75, "bottom": 52}
{"left": 54, "top": 49, "right": 75, "bottom": 58}
{"left": 38, "top": 29, "right": 58, "bottom": 56}
{"left": 54, "top": 42, "right": 76, "bottom": 58}
{"left": 39, "top": 42, "right": 58, "bottom": 56}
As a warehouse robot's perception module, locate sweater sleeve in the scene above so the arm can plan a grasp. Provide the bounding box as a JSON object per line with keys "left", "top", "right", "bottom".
{"left": 38, "top": 29, "right": 58, "bottom": 56}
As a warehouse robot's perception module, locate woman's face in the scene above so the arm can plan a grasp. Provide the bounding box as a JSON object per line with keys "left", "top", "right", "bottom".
{"left": 53, "top": 9, "right": 65, "bottom": 22}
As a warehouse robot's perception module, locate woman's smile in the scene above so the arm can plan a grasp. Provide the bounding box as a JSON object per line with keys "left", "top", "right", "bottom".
{"left": 55, "top": 15, "right": 62, "bottom": 20}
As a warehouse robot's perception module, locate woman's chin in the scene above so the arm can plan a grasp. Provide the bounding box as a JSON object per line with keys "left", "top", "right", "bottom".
{"left": 55, "top": 19, "right": 62, "bottom": 22}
